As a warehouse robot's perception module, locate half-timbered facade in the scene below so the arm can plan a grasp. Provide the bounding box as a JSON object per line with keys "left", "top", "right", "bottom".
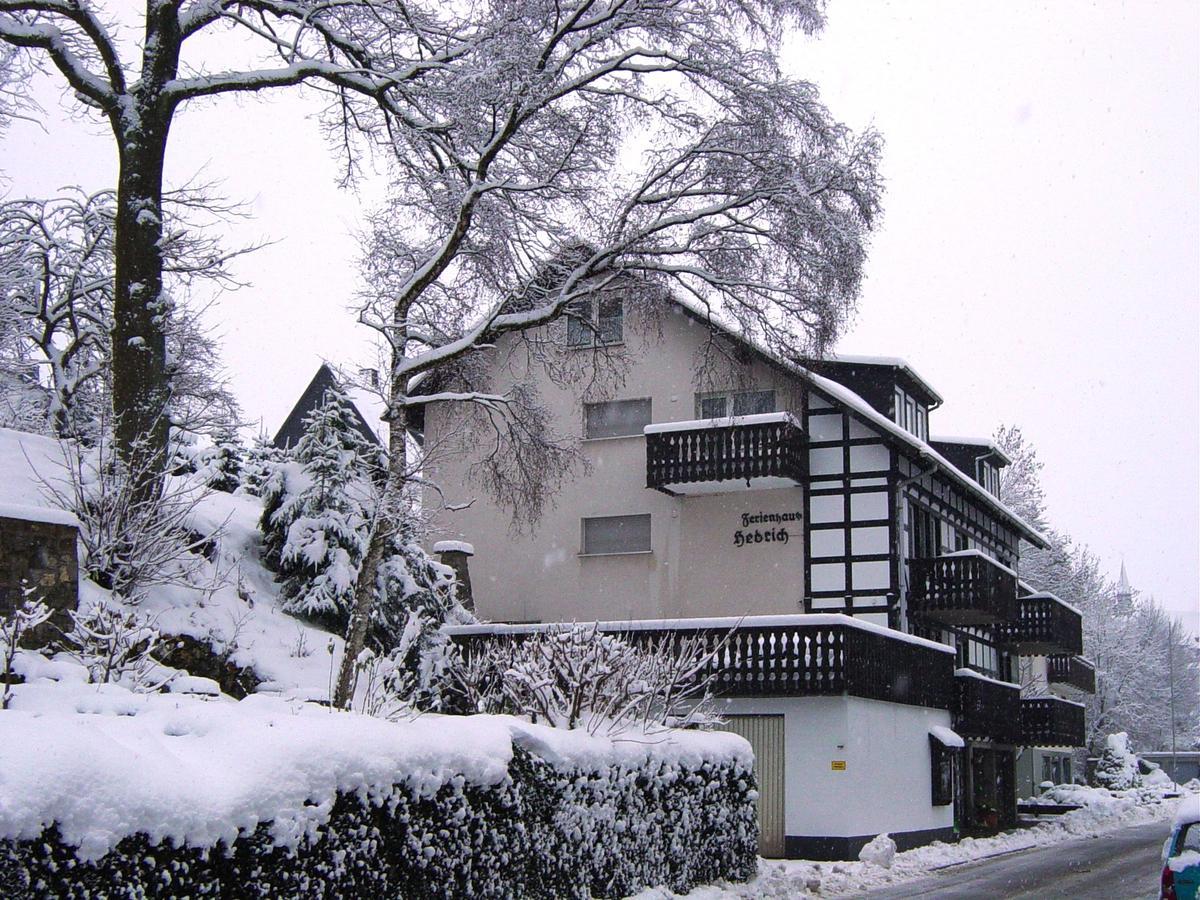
{"left": 412, "top": 296, "right": 1092, "bottom": 858}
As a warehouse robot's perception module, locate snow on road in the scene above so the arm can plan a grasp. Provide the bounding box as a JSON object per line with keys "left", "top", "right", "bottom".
{"left": 630, "top": 787, "right": 1191, "bottom": 899}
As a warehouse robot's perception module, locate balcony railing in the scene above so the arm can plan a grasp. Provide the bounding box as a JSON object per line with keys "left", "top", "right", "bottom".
{"left": 953, "top": 668, "right": 1022, "bottom": 744}
{"left": 908, "top": 551, "right": 1020, "bottom": 626}
{"left": 997, "top": 593, "right": 1083, "bottom": 656}
{"left": 448, "top": 614, "right": 955, "bottom": 709}
{"left": 1021, "top": 696, "right": 1087, "bottom": 748}
{"left": 1047, "top": 655, "right": 1096, "bottom": 694}
{"left": 644, "top": 413, "right": 806, "bottom": 495}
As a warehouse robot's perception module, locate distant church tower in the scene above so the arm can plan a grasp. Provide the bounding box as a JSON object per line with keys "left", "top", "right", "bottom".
{"left": 1116, "top": 560, "right": 1133, "bottom": 605}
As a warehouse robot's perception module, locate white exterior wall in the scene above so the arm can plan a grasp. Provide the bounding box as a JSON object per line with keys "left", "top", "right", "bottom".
{"left": 423, "top": 305, "right": 807, "bottom": 623}
{"left": 716, "top": 695, "right": 955, "bottom": 839}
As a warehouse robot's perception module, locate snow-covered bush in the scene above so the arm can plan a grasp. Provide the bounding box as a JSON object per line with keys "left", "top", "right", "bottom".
{"left": 43, "top": 432, "right": 211, "bottom": 604}
{"left": 197, "top": 427, "right": 243, "bottom": 493}
{"left": 0, "top": 592, "right": 50, "bottom": 709}
{"left": 446, "top": 624, "right": 721, "bottom": 735}
{"left": 1092, "top": 732, "right": 1143, "bottom": 791}
{"left": 58, "top": 601, "right": 169, "bottom": 691}
{"left": 238, "top": 431, "right": 284, "bottom": 497}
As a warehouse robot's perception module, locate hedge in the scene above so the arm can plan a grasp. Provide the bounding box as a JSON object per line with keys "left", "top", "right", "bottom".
{"left": 0, "top": 745, "right": 757, "bottom": 898}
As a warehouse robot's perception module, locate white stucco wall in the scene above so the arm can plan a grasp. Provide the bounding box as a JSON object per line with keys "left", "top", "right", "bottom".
{"left": 716, "top": 695, "right": 955, "bottom": 839}
{"left": 422, "top": 304, "right": 808, "bottom": 623}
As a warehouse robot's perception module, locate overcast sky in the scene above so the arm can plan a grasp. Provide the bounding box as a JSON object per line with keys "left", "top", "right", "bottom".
{"left": 4, "top": 1, "right": 1197, "bottom": 630}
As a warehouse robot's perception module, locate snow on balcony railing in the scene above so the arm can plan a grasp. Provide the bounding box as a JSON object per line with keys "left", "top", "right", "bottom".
{"left": 448, "top": 614, "right": 955, "bottom": 709}
{"left": 644, "top": 413, "right": 805, "bottom": 492}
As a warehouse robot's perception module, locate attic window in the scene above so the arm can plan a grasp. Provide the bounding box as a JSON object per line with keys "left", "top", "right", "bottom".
{"left": 566, "top": 296, "right": 623, "bottom": 347}
{"left": 978, "top": 459, "right": 1000, "bottom": 497}
{"left": 893, "top": 386, "right": 928, "bottom": 441}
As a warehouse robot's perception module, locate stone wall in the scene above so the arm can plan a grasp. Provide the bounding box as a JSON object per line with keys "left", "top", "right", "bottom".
{"left": 0, "top": 515, "right": 79, "bottom": 642}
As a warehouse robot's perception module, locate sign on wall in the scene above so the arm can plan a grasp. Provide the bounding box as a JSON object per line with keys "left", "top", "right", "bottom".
{"left": 733, "top": 510, "right": 802, "bottom": 548}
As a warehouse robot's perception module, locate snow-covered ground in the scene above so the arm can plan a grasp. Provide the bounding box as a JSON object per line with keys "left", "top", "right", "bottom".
{"left": 0, "top": 426, "right": 341, "bottom": 697}
{"left": 630, "top": 783, "right": 1196, "bottom": 899}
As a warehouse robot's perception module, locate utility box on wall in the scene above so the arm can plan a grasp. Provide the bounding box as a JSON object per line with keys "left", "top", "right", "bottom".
{"left": 0, "top": 508, "right": 80, "bottom": 644}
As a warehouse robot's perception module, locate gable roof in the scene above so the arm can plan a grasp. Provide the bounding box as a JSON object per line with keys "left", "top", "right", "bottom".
{"left": 272, "top": 364, "right": 386, "bottom": 450}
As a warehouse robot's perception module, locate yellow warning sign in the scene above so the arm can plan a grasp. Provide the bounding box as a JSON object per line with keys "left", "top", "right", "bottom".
{"left": 831, "top": 760, "right": 847, "bottom": 771}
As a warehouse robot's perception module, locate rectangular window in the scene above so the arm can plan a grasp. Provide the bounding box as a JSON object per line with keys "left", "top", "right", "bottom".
{"left": 581, "top": 514, "right": 651, "bottom": 555}
{"left": 916, "top": 406, "right": 928, "bottom": 441}
{"left": 584, "top": 398, "right": 652, "bottom": 439}
{"left": 566, "top": 297, "right": 623, "bottom": 347}
{"left": 697, "top": 394, "right": 729, "bottom": 418}
{"left": 694, "top": 390, "right": 776, "bottom": 418}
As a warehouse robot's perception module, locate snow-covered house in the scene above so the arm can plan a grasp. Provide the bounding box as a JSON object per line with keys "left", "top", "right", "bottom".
{"left": 273, "top": 364, "right": 388, "bottom": 450}
{"left": 415, "top": 298, "right": 1091, "bottom": 857}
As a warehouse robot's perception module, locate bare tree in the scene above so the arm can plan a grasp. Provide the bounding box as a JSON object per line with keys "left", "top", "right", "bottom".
{"left": 0, "top": 187, "right": 248, "bottom": 438}
{"left": 335, "top": 0, "right": 882, "bottom": 706}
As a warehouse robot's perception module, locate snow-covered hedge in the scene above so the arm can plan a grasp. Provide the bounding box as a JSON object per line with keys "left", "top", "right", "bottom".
{"left": 0, "top": 687, "right": 756, "bottom": 898}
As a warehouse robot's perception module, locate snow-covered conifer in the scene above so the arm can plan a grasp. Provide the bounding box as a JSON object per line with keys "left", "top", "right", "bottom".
{"left": 1092, "top": 732, "right": 1142, "bottom": 791}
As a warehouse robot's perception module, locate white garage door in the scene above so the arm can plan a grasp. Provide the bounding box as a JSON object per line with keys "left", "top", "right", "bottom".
{"left": 719, "top": 714, "right": 785, "bottom": 858}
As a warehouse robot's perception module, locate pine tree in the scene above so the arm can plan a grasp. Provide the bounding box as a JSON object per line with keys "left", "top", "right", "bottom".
{"left": 373, "top": 528, "right": 473, "bottom": 709}
{"left": 203, "top": 428, "right": 244, "bottom": 494}
{"left": 261, "top": 387, "right": 378, "bottom": 632}
{"left": 1092, "top": 732, "right": 1142, "bottom": 791}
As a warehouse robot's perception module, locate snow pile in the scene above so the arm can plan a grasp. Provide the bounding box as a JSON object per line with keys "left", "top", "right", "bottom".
{"left": 857, "top": 833, "right": 896, "bottom": 868}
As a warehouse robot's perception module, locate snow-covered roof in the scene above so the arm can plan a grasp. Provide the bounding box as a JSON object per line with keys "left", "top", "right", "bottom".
{"left": 818, "top": 353, "right": 944, "bottom": 407}
{"left": 660, "top": 293, "right": 1048, "bottom": 547}
{"left": 930, "top": 435, "right": 1013, "bottom": 466}
{"left": 0, "top": 502, "right": 78, "bottom": 528}
{"left": 929, "top": 725, "right": 965, "bottom": 749}
{"left": 0, "top": 428, "right": 75, "bottom": 525}
{"left": 447, "top": 612, "right": 956, "bottom": 655}
{"left": 804, "top": 373, "right": 1049, "bottom": 547}
{"left": 432, "top": 541, "right": 475, "bottom": 556}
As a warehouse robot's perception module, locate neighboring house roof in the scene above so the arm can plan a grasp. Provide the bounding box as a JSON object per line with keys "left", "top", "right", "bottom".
{"left": 272, "top": 364, "right": 387, "bottom": 450}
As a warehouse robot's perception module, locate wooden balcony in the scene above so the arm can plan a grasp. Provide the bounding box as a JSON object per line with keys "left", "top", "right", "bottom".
{"left": 644, "top": 413, "right": 805, "bottom": 495}
{"left": 448, "top": 614, "right": 956, "bottom": 709}
{"left": 1021, "top": 696, "right": 1087, "bottom": 748}
{"left": 1047, "top": 655, "right": 1096, "bottom": 694}
{"left": 907, "top": 551, "right": 1020, "bottom": 626}
{"left": 952, "top": 669, "right": 1022, "bottom": 744}
{"left": 997, "top": 592, "right": 1083, "bottom": 656}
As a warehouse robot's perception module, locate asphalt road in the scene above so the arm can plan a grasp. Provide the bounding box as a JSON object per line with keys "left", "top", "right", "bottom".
{"left": 859, "top": 820, "right": 1169, "bottom": 899}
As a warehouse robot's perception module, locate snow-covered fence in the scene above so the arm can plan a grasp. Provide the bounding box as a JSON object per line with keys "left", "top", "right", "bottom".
{"left": 0, "top": 694, "right": 756, "bottom": 898}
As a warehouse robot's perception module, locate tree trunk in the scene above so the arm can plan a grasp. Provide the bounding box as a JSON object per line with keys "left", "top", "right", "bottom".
{"left": 110, "top": 2, "right": 181, "bottom": 486}
{"left": 333, "top": 403, "right": 408, "bottom": 708}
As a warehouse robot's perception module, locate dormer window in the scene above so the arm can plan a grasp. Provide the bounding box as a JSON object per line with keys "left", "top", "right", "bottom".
{"left": 893, "top": 386, "right": 928, "bottom": 441}
{"left": 978, "top": 459, "right": 1000, "bottom": 497}
{"left": 694, "top": 389, "right": 776, "bottom": 418}
{"left": 566, "top": 296, "right": 623, "bottom": 347}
